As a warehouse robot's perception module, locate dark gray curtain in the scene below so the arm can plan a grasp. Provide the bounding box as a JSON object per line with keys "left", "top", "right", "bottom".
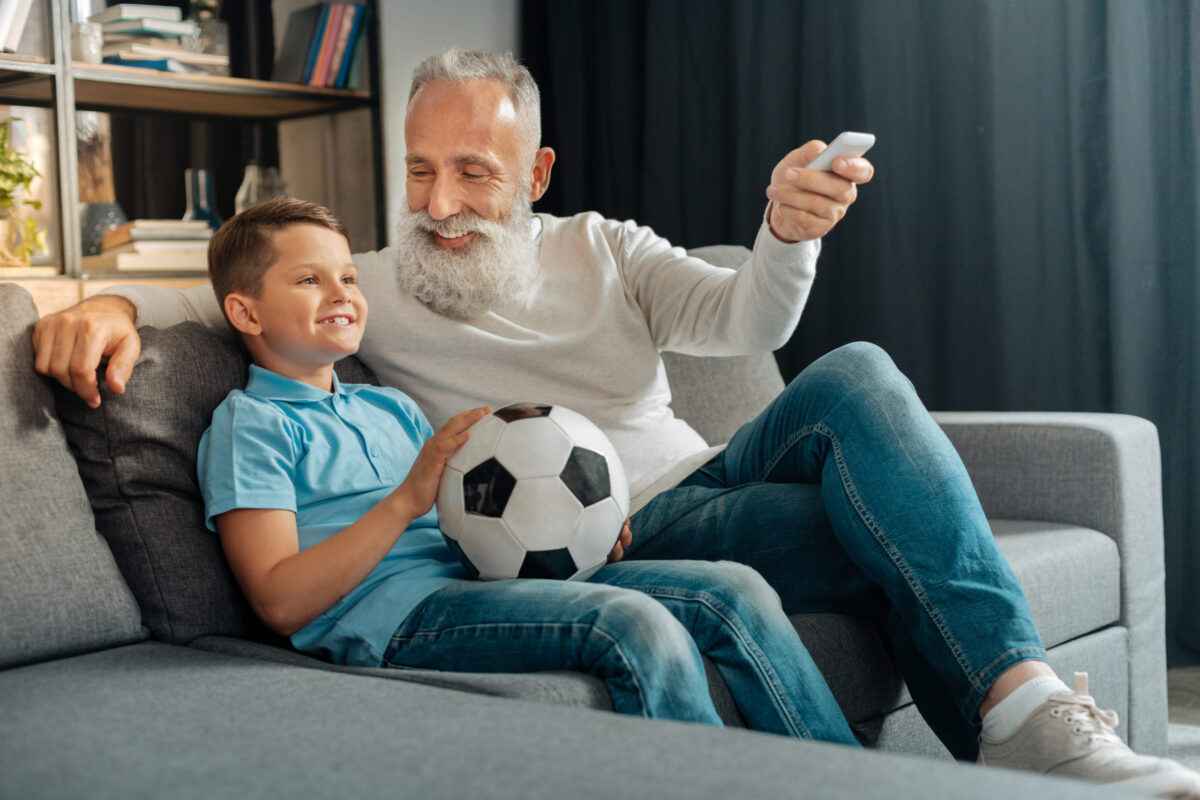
{"left": 521, "top": 0, "right": 1200, "bottom": 664}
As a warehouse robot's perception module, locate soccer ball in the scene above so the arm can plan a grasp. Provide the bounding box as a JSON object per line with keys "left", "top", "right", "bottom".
{"left": 436, "top": 402, "right": 630, "bottom": 581}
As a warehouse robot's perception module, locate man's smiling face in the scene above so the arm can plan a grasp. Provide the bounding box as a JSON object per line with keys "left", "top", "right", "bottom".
{"left": 395, "top": 79, "right": 555, "bottom": 320}
{"left": 404, "top": 78, "right": 530, "bottom": 238}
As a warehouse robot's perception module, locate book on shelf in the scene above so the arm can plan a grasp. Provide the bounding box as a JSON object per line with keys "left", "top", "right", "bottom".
{"left": 102, "top": 42, "right": 229, "bottom": 66}
{"left": 89, "top": 4, "right": 182, "bottom": 24}
{"left": 324, "top": 4, "right": 356, "bottom": 88}
{"left": 102, "top": 239, "right": 212, "bottom": 255}
{"left": 103, "top": 33, "right": 183, "bottom": 46}
{"left": 308, "top": 4, "right": 342, "bottom": 87}
{"left": 101, "top": 17, "right": 197, "bottom": 38}
{"left": 272, "top": 3, "right": 325, "bottom": 84}
{"left": 0, "top": 0, "right": 34, "bottom": 54}
{"left": 102, "top": 55, "right": 215, "bottom": 75}
{"left": 82, "top": 249, "right": 208, "bottom": 273}
{"left": 334, "top": 5, "right": 368, "bottom": 89}
{"left": 301, "top": 5, "right": 331, "bottom": 84}
{"left": 101, "top": 219, "right": 211, "bottom": 248}
{"left": 273, "top": 3, "right": 368, "bottom": 88}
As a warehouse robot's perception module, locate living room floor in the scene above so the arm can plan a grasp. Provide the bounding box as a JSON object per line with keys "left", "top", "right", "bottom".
{"left": 1169, "top": 666, "right": 1200, "bottom": 769}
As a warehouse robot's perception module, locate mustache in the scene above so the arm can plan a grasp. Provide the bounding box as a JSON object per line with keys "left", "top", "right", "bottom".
{"left": 412, "top": 209, "right": 507, "bottom": 239}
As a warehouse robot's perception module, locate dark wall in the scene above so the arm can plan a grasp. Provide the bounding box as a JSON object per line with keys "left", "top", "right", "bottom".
{"left": 522, "top": 0, "right": 1200, "bottom": 664}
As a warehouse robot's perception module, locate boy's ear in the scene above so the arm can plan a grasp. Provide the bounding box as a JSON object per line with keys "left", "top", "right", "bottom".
{"left": 224, "top": 293, "right": 262, "bottom": 336}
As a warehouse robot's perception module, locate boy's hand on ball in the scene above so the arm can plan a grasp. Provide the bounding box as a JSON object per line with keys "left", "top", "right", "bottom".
{"left": 397, "top": 406, "right": 491, "bottom": 521}
{"left": 607, "top": 520, "right": 633, "bottom": 564}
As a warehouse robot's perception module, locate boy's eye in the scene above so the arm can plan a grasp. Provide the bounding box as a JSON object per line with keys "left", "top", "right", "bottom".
{"left": 299, "top": 277, "right": 316, "bottom": 285}
{"left": 341, "top": 275, "right": 357, "bottom": 284}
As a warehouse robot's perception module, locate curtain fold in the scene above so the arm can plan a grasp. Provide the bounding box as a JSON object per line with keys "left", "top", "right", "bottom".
{"left": 521, "top": 0, "right": 1200, "bottom": 663}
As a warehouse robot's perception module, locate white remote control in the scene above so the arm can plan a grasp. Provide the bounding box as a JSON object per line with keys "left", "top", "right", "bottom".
{"left": 804, "top": 131, "right": 875, "bottom": 171}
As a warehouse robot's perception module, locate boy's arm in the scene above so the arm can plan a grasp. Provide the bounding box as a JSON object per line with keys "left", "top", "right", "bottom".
{"left": 218, "top": 407, "right": 488, "bottom": 637}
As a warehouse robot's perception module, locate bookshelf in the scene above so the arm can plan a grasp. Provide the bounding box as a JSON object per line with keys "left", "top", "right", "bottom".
{"left": 0, "top": 0, "right": 382, "bottom": 296}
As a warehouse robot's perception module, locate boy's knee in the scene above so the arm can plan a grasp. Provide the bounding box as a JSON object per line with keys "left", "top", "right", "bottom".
{"left": 594, "top": 591, "right": 697, "bottom": 665}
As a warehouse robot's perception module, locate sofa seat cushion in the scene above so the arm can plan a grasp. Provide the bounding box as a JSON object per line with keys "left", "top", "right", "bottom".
{"left": 0, "top": 284, "right": 145, "bottom": 668}
{"left": 53, "top": 321, "right": 375, "bottom": 645}
{"left": 190, "top": 519, "right": 1119, "bottom": 736}
{"left": 0, "top": 641, "right": 1115, "bottom": 800}
{"left": 991, "top": 519, "right": 1120, "bottom": 648}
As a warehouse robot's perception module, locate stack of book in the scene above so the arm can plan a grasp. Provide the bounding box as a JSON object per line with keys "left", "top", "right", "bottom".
{"left": 82, "top": 219, "right": 212, "bottom": 273}
{"left": 92, "top": 4, "right": 229, "bottom": 75}
{"left": 272, "top": 3, "right": 370, "bottom": 90}
{"left": 0, "top": 0, "right": 35, "bottom": 55}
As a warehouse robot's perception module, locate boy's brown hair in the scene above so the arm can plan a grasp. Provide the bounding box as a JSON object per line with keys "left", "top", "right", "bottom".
{"left": 208, "top": 196, "right": 351, "bottom": 314}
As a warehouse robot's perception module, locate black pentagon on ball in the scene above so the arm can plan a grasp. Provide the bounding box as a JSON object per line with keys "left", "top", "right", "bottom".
{"left": 494, "top": 402, "right": 553, "bottom": 422}
{"left": 560, "top": 446, "right": 610, "bottom": 507}
{"left": 518, "top": 547, "right": 579, "bottom": 580}
{"left": 463, "top": 458, "right": 516, "bottom": 517}
{"left": 441, "top": 533, "right": 480, "bottom": 579}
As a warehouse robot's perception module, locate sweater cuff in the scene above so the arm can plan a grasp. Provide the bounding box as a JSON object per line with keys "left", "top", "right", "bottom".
{"left": 754, "top": 211, "right": 821, "bottom": 277}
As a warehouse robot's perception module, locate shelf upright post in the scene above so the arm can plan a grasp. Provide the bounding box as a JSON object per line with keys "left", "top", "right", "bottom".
{"left": 52, "top": 0, "right": 82, "bottom": 277}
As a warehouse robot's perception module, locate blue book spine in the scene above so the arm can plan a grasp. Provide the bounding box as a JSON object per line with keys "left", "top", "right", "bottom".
{"left": 301, "top": 4, "right": 331, "bottom": 84}
{"left": 334, "top": 5, "right": 365, "bottom": 89}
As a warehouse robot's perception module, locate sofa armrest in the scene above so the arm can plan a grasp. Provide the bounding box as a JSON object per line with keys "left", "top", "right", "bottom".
{"left": 931, "top": 411, "right": 1167, "bottom": 754}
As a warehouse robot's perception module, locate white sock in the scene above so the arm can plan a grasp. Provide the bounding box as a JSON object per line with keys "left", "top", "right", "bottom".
{"left": 981, "top": 675, "right": 1070, "bottom": 740}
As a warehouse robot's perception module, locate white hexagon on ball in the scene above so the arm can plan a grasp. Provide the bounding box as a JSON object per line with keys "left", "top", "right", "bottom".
{"left": 436, "top": 466, "right": 466, "bottom": 536}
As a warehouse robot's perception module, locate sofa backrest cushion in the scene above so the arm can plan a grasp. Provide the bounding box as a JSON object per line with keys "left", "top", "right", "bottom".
{"left": 0, "top": 283, "right": 146, "bottom": 668}
{"left": 54, "top": 321, "right": 373, "bottom": 646}
{"left": 668, "top": 245, "right": 785, "bottom": 444}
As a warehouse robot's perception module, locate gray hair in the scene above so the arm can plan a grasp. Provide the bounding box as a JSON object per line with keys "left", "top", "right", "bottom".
{"left": 407, "top": 48, "right": 542, "bottom": 161}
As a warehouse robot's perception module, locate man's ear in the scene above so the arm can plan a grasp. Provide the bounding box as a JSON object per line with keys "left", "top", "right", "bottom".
{"left": 224, "top": 293, "right": 262, "bottom": 336}
{"left": 529, "top": 146, "right": 556, "bottom": 203}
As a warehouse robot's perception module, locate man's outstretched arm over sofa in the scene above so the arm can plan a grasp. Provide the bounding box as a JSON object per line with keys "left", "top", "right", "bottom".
{"left": 32, "top": 282, "right": 223, "bottom": 408}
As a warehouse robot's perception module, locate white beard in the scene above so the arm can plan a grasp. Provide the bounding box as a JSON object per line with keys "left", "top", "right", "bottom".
{"left": 395, "top": 196, "right": 538, "bottom": 320}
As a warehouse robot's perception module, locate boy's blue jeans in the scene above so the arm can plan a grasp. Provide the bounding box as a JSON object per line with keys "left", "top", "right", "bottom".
{"left": 629, "top": 342, "right": 1047, "bottom": 757}
{"left": 383, "top": 558, "right": 859, "bottom": 744}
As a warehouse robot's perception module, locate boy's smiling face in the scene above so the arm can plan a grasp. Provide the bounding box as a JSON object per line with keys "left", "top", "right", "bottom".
{"left": 225, "top": 224, "right": 366, "bottom": 389}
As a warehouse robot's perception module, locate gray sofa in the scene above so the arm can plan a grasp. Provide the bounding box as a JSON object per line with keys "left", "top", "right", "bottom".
{"left": 0, "top": 258, "right": 1164, "bottom": 798}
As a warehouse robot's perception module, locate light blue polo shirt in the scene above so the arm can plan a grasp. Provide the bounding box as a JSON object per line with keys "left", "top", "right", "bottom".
{"left": 198, "top": 364, "right": 469, "bottom": 666}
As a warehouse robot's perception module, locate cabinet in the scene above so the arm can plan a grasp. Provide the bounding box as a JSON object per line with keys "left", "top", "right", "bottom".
{"left": 0, "top": 0, "right": 382, "bottom": 305}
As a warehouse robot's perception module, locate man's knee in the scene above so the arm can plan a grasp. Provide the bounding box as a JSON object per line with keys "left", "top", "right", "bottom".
{"left": 789, "top": 341, "right": 914, "bottom": 406}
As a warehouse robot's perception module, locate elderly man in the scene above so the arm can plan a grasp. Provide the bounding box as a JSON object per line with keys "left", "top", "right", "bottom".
{"left": 33, "top": 49, "right": 1199, "bottom": 796}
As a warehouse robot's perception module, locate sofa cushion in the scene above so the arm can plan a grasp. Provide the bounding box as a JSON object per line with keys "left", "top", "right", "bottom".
{"left": 54, "top": 321, "right": 374, "bottom": 645}
{"left": 992, "top": 520, "right": 1120, "bottom": 648}
{"left": 0, "top": 283, "right": 145, "bottom": 668}
{"left": 1, "top": 641, "right": 1118, "bottom": 800}
{"left": 668, "top": 245, "right": 786, "bottom": 446}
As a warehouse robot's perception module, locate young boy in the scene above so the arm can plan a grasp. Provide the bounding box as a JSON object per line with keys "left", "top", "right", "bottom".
{"left": 197, "top": 197, "right": 858, "bottom": 743}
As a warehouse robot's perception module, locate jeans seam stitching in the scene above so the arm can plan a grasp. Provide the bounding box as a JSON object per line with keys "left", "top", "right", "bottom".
{"left": 761, "top": 422, "right": 987, "bottom": 701}
{"left": 630, "top": 586, "right": 810, "bottom": 739}
{"left": 388, "top": 623, "right": 650, "bottom": 718}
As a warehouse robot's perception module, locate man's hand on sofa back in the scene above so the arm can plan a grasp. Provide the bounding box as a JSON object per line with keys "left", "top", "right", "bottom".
{"left": 33, "top": 294, "right": 141, "bottom": 409}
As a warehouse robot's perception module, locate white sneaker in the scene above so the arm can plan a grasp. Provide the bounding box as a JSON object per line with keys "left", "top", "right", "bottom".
{"left": 979, "top": 672, "right": 1200, "bottom": 798}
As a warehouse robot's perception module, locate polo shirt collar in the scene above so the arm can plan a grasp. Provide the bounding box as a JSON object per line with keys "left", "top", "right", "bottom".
{"left": 244, "top": 363, "right": 365, "bottom": 402}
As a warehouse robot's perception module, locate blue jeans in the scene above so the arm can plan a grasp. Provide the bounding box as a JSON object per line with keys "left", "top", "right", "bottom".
{"left": 629, "top": 342, "right": 1047, "bottom": 759}
{"left": 383, "top": 559, "right": 859, "bottom": 744}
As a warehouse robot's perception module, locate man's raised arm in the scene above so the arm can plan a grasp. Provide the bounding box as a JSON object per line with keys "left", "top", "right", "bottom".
{"left": 32, "top": 282, "right": 222, "bottom": 408}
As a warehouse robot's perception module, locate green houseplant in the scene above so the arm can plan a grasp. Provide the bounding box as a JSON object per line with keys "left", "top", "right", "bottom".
{"left": 0, "top": 118, "right": 46, "bottom": 266}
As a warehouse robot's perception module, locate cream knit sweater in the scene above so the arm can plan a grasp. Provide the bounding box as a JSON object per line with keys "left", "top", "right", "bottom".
{"left": 113, "top": 211, "right": 818, "bottom": 512}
